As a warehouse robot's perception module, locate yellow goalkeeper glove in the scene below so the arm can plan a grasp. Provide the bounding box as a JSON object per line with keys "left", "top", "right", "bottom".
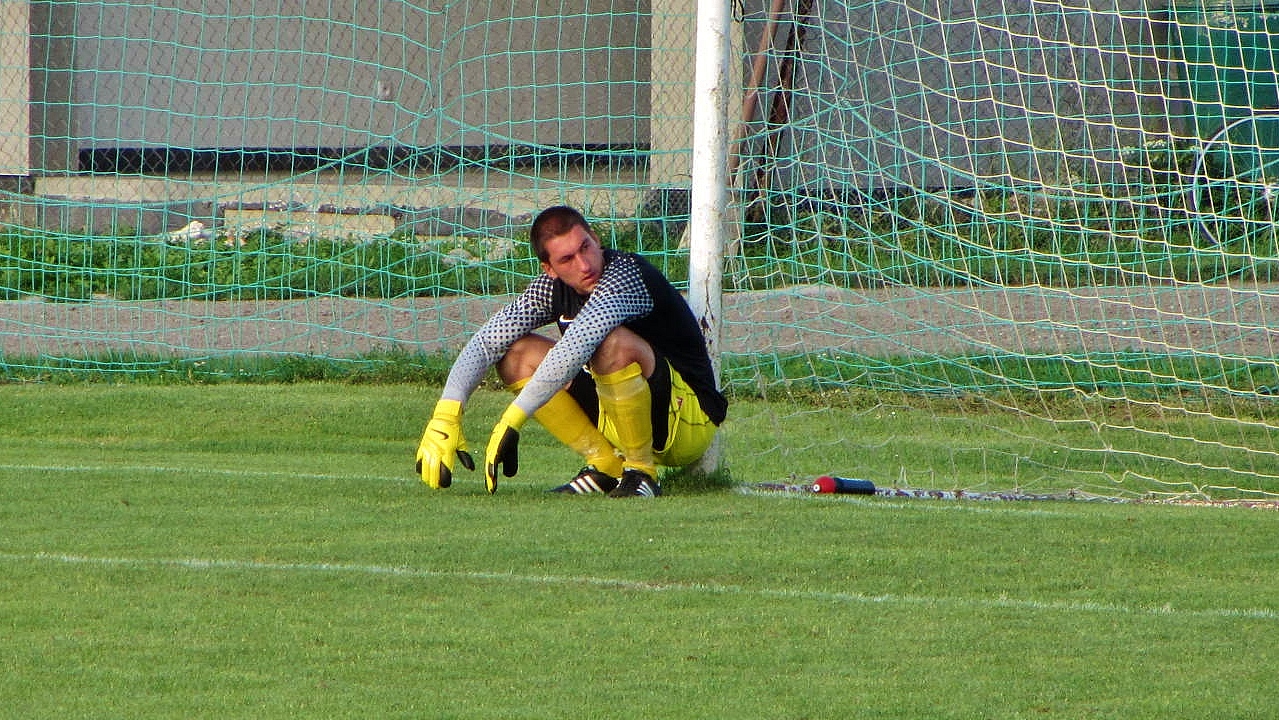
{"left": 415, "top": 399, "right": 474, "bottom": 489}
{"left": 484, "top": 404, "right": 528, "bottom": 494}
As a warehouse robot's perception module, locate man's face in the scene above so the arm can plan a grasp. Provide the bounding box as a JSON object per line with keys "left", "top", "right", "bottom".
{"left": 541, "top": 225, "right": 605, "bottom": 295}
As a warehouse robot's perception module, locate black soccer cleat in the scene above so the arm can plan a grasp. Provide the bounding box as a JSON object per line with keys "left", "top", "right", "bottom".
{"left": 548, "top": 466, "right": 619, "bottom": 494}
{"left": 607, "top": 469, "right": 661, "bottom": 498}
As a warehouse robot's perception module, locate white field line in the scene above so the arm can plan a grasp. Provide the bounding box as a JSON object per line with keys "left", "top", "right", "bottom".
{"left": 4, "top": 462, "right": 1067, "bottom": 516}
{"left": 0, "top": 462, "right": 406, "bottom": 484}
{"left": 0, "top": 463, "right": 1067, "bottom": 516}
{"left": 3, "top": 551, "right": 1275, "bottom": 623}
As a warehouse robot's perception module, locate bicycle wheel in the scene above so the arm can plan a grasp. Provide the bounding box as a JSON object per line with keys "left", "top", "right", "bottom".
{"left": 1189, "top": 114, "right": 1279, "bottom": 247}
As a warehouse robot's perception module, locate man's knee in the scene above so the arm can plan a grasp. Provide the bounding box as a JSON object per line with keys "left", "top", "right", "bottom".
{"left": 590, "top": 327, "right": 655, "bottom": 377}
{"left": 497, "top": 334, "right": 555, "bottom": 385}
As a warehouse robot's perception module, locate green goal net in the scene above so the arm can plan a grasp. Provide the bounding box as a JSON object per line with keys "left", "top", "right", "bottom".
{"left": 6, "top": 0, "right": 1279, "bottom": 500}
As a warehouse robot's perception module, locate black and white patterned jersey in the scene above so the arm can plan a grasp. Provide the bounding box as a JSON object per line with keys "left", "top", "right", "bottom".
{"left": 441, "top": 249, "right": 727, "bottom": 425}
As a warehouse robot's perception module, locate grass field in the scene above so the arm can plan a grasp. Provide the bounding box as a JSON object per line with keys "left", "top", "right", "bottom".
{"left": 3, "top": 383, "right": 1277, "bottom": 719}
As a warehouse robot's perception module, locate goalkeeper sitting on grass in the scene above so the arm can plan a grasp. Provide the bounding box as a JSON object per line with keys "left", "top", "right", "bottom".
{"left": 415, "top": 205, "right": 728, "bottom": 497}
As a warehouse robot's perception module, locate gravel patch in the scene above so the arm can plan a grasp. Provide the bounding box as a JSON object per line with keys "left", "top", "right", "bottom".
{"left": 2, "top": 284, "right": 1278, "bottom": 360}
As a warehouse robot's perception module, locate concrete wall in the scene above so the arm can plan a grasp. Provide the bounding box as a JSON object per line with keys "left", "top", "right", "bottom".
{"left": 0, "top": 0, "right": 28, "bottom": 174}
{"left": 31, "top": 0, "right": 655, "bottom": 170}
{"left": 21, "top": 0, "right": 1185, "bottom": 231}
{"left": 738, "top": 0, "right": 1172, "bottom": 192}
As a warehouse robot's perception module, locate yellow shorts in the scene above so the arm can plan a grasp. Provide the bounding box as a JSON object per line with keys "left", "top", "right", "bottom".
{"left": 598, "top": 360, "right": 717, "bottom": 468}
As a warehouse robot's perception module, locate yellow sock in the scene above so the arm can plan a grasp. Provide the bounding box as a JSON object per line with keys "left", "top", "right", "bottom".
{"left": 593, "top": 362, "right": 657, "bottom": 476}
{"left": 509, "top": 379, "right": 623, "bottom": 477}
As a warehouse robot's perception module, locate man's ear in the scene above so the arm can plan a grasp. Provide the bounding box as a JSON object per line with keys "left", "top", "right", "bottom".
{"left": 541, "top": 261, "right": 557, "bottom": 279}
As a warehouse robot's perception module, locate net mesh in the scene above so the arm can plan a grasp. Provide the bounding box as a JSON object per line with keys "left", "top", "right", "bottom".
{"left": 6, "top": 0, "right": 1279, "bottom": 499}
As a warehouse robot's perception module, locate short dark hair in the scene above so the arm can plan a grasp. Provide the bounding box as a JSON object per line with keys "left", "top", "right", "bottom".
{"left": 530, "top": 205, "right": 593, "bottom": 262}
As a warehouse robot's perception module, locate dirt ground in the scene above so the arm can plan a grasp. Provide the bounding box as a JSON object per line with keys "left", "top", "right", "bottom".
{"left": 2, "top": 283, "right": 1278, "bottom": 360}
